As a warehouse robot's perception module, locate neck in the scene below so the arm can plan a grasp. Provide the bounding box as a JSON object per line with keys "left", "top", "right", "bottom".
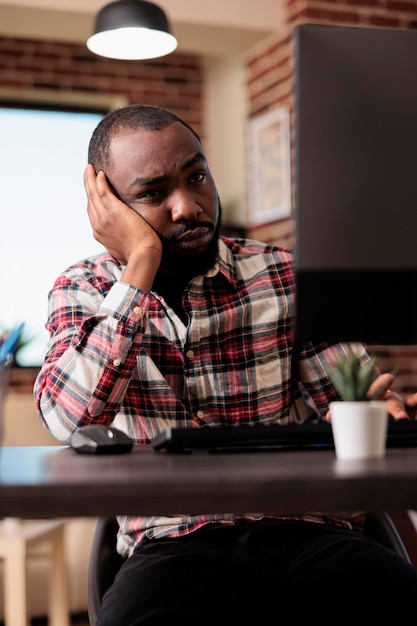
{"left": 153, "top": 234, "right": 220, "bottom": 315}
{"left": 153, "top": 270, "right": 189, "bottom": 324}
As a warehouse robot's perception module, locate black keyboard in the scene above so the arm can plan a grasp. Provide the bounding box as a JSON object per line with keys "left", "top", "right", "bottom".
{"left": 151, "top": 418, "right": 417, "bottom": 453}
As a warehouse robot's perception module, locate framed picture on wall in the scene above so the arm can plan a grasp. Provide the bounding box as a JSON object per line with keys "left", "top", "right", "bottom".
{"left": 247, "top": 107, "right": 291, "bottom": 225}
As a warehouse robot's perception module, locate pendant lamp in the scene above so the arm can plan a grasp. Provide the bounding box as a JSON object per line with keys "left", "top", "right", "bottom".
{"left": 87, "top": 0, "right": 178, "bottom": 60}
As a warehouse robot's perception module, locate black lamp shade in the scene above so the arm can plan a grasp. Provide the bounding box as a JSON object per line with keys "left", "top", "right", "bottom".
{"left": 87, "top": 0, "right": 178, "bottom": 60}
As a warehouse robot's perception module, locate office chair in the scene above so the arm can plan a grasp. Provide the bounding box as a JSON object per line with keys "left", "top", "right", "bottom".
{"left": 362, "top": 511, "right": 411, "bottom": 561}
{"left": 88, "top": 517, "right": 125, "bottom": 625}
{"left": 88, "top": 512, "right": 411, "bottom": 625}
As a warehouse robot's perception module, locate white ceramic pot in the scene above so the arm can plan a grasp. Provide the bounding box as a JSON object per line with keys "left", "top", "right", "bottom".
{"left": 329, "top": 400, "right": 388, "bottom": 460}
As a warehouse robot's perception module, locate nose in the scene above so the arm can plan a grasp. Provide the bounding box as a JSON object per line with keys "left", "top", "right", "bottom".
{"left": 170, "top": 189, "right": 203, "bottom": 222}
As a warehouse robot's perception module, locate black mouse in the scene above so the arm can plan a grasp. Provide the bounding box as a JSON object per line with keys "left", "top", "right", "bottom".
{"left": 69, "top": 424, "right": 134, "bottom": 455}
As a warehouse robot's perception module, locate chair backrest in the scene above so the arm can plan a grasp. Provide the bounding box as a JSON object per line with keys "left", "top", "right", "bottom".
{"left": 88, "top": 517, "right": 125, "bottom": 625}
{"left": 363, "top": 510, "right": 411, "bottom": 563}
{"left": 88, "top": 511, "right": 412, "bottom": 623}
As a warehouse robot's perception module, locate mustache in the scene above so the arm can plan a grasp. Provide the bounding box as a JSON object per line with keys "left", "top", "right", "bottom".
{"left": 162, "top": 221, "right": 213, "bottom": 242}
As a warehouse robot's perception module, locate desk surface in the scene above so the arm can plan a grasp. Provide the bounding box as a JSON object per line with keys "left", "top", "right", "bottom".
{"left": 2, "top": 445, "right": 417, "bottom": 518}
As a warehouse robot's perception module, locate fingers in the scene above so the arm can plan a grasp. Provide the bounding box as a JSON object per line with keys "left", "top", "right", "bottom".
{"left": 371, "top": 380, "right": 415, "bottom": 420}
{"left": 83, "top": 163, "right": 97, "bottom": 196}
{"left": 84, "top": 166, "right": 109, "bottom": 206}
{"left": 84, "top": 164, "right": 101, "bottom": 217}
{"left": 94, "top": 169, "right": 111, "bottom": 198}
{"left": 84, "top": 167, "right": 120, "bottom": 230}
{"left": 386, "top": 397, "right": 409, "bottom": 420}
{"left": 367, "top": 373, "right": 394, "bottom": 399}
{"left": 403, "top": 393, "right": 417, "bottom": 419}
{"left": 367, "top": 373, "right": 411, "bottom": 419}
{"left": 381, "top": 382, "right": 417, "bottom": 420}
{"left": 366, "top": 373, "right": 412, "bottom": 419}
{"left": 404, "top": 392, "right": 417, "bottom": 408}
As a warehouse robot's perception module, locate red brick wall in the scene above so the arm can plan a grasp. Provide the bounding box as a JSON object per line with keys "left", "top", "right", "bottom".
{"left": 244, "top": 0, "right": 417, "bottom": 395}
{"left": 245, "top": 0, "right": 417, "bottom": 246}
{"left": 0, "top": 37, "right": 204, "bottom": 138}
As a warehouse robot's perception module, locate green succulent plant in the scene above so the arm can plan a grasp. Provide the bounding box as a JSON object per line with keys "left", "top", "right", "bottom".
{"left": 327, "top": 354, "right": 383, "bottom": 402}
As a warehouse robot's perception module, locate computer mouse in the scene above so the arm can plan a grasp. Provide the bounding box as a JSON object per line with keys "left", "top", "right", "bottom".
{"left": 69, "top": 424, "right": 134, "bottom": 455}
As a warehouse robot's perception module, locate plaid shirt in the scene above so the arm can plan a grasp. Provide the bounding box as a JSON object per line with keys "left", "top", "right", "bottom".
{"left": 34, "top": 237, "right": 370, "bottom": 557}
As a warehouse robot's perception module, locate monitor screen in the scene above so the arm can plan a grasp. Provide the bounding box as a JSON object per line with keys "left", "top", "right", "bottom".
{"left": 293, "top": 24, "right": 417, "bottom": 345}
{"left": 0, "top": 102, "right": 107, "bottom": 366}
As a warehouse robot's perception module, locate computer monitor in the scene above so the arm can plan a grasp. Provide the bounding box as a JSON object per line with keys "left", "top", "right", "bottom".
{"left": 293, "top": 24, "right": 417, "bottom": 345}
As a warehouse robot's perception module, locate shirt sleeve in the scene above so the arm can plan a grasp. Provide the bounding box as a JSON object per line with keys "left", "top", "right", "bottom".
{"left": 33, "top": 269, "right": 150, "bottom": 442}
{"left": 295, "top": 341, "right": 379, "bottom": 417}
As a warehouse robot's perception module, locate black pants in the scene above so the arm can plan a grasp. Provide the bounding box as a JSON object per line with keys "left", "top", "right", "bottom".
{"left": 97, "top": 519, "right": 417, "bottom": 625}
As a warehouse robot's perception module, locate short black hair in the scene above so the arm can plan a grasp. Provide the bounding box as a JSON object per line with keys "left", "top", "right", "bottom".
{"left": 88, "top": 103, "right": 202, "bottom": 172}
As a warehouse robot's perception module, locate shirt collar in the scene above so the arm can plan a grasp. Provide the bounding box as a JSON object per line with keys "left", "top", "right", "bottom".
{"left": 204, "top": 238, "right": 238, "bottom": 288}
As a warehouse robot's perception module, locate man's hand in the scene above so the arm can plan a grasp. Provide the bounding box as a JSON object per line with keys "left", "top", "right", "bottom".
{"left": 84, "top": 165, "right": 162, "bottom": 264}
{"left": 368, "top": 373, "right": 417, "bottom": 419}
{"left": 84, "top": 165, "right": 162, "bottom": 291}
{"left": 381, "top": 388, "right": 417, "bottom": 420}
{"left": 326, "top": 372, "right": 417, "bottom": 421}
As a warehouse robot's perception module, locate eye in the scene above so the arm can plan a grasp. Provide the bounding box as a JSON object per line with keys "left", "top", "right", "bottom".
{"left": 189, "top": 171, "right": 206, "bottom": 184}
{"left": 137, "top": 189, "right": 163, "bottom": 200}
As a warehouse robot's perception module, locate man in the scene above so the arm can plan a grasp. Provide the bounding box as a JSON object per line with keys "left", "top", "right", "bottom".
{"left": 34, "top": 104, "right": 417, "bottom": 625}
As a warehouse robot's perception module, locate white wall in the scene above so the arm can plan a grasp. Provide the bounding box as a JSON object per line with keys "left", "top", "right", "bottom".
{"left": 203, "top": 56, "right": 247, "bottom": 228}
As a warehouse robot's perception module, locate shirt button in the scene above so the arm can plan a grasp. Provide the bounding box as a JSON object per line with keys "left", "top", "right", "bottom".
{"left": 197, "top": 410, "right": 205, "bottom": 419}
{"left": 186, "top": 349, "right": 195, "bottom": 359}
{"left": 113, "top": 359, "right": 121, "bottom": 367}
{"left": 133, "top": 306, "right": 142, "bottom": 315}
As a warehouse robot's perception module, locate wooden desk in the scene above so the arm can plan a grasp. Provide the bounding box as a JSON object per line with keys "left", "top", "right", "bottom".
{"left": 1, "top": 445, "right": 417, "bottom": 518}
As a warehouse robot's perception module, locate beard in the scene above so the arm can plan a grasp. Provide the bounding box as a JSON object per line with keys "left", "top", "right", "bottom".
{"left": 157, "top": 201, "right": 223, "bottom": 284}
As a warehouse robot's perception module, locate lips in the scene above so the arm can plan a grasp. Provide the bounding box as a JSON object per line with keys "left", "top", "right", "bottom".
{"left": 168, "top": 226, "right": 212, "bottom": 252}
{"left": 175, "top": 227, "right": 210, "bottom": 242}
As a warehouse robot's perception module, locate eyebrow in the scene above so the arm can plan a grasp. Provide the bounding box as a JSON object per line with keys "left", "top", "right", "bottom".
{"left": 130, "top": 152, "right": 207, "bottom": 187}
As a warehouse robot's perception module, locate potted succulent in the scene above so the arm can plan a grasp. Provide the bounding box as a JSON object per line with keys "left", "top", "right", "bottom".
{"left": 327, "top": 353, "right": 386, "bottom": 402}
{"left": 327, "top": 353, "right": 389, "bottom": 460}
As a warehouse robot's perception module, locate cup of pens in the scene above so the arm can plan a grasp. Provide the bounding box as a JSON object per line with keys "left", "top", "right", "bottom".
{"left": 0, "top": 355, "right": 12, "bottom": 447}
{"left": 0, "top": 323, "right": 26, "bottom": 447}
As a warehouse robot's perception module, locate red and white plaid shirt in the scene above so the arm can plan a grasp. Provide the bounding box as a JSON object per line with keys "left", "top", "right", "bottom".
{"left": 34, "top": 237, "right": 370, "bottom": 557}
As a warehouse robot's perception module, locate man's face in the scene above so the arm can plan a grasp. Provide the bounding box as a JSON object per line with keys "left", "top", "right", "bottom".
{"left": 105, "top": 121, "right": 220, "bottom": 264}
